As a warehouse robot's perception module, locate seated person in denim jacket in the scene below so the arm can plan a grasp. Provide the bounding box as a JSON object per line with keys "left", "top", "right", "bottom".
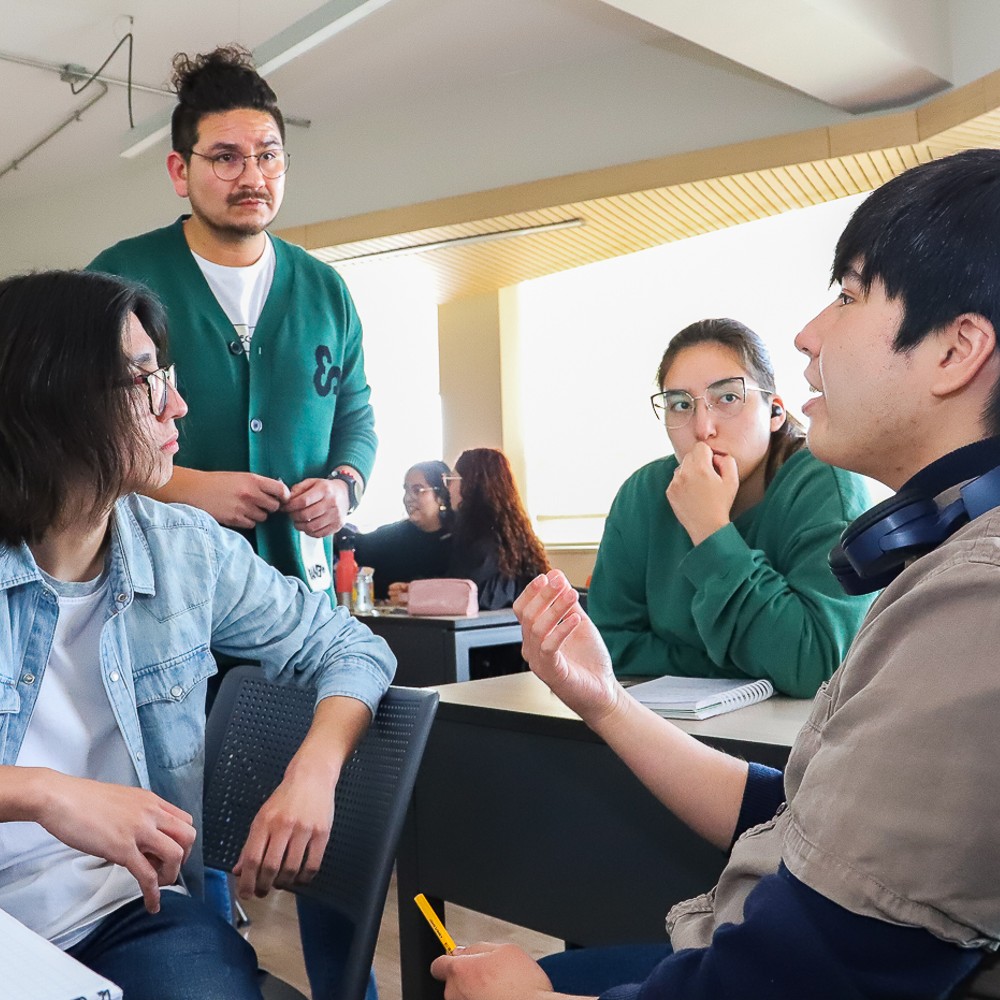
{"left": 0, "top": 271, "right": 395, "bottom": 1000}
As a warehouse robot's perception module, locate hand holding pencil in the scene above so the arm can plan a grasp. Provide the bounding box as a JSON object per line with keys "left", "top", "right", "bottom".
{"left": 418, "top": 892, "right": 560, "bottom": 1000}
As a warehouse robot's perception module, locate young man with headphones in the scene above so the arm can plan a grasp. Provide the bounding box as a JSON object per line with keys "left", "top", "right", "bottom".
{"left": 431, "top": 148, "right": 1000, "bottom": 1000}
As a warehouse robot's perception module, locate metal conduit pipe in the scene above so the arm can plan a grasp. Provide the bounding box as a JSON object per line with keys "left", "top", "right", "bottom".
{"left": 0, "top": 49, "right": 168, "bottom": 97}
{"left": 0, "top": 49, "right": 310, "bottom": 127}
{"left": 0, "top": 82, "right": 108, "bottom": 181}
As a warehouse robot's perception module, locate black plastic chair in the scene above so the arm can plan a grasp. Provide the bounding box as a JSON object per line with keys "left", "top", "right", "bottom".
{"left": 203, "top": 666, "right": 439, "bottom": 1000}
{"left": 958, "top": 956, "right": 1000, "bottom": 999}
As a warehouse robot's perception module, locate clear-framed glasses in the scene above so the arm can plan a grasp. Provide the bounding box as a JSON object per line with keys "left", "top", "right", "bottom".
{"left": 442, "top": 474, "right": 462, "bottom": 486}
{"left": 403, "top": 484, "right": 436, "bottom": 499}
{"left": 189, "top": 148, "right": 290, "bottom": 181}
{"left": 123, "top": 365, "right": 176, "bottom": 416}
{"left": 650, "top": 376, "right": 770, "bottom": 429}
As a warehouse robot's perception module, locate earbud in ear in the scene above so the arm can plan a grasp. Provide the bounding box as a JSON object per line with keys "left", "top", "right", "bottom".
{"left": 771, "top": 403, "right": 783, "bottom": 417}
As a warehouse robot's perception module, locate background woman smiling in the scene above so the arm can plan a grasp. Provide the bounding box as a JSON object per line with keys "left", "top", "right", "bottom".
{"left": 351, "top": 460, "right": 453, "bottom": 601}
{"left": 588, "top": 317, "right": 874, "bottom": 697}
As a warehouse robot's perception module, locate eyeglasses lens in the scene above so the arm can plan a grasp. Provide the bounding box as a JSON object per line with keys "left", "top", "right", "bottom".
{"left": 149, "top": 366, "right": 175, "bottom": 416}
{"left": 652, "top": 378, "right": 747, "bottom": 428}
{"left": 213, "top": 151, "right": 288, "bottom": 181}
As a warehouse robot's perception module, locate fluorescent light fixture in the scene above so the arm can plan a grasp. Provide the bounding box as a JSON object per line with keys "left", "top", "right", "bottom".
{"left": 325, "top": 218, "right": 587, "bottom": 265}
{"left": 256, "top": 0, "right": 394, "bottom": 76}
{"left": 121, "top": 0, "right": 392, "bottom": 158}
{"left": 120, "top": 110, "right": 172, "bottom": 159}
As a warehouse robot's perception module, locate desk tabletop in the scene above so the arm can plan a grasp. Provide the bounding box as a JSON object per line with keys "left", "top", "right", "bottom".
{"left": 431, "top": 671, "right": 811, "bottom": 749}
{"left": 357, "top": 608, "right": 520, "bottom": 630}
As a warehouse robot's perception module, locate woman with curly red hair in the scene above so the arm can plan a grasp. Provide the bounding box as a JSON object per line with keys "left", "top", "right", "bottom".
{"left": 445, "top": 448, "right": 550, "bottom": 610}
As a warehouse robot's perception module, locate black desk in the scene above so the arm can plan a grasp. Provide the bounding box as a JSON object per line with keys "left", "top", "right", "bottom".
{"left": 356, "top": 610, "right": 523, "bottom": 686}
{"left": 397, "top": 672, "right": 810, "bottom": 1000}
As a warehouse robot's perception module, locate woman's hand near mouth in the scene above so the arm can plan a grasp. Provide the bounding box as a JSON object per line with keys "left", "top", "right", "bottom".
{"left": 665, "top": 440, "right": 740, "bottom": 546}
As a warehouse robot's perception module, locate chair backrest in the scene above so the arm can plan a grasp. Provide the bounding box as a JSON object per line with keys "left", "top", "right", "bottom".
{"left": 957, "top": 955, "right": 1000, "bottom": 999}
{"left": 203, "top": 666, "right": 439, "bottom": 1000}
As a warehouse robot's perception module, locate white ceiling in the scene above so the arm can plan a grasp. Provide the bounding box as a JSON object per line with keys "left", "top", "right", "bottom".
{"left": 0, "top": 0, "right": 997, "bottom": 272}
{"left": 600, "top": 0, "right": 953, "bottom": 111}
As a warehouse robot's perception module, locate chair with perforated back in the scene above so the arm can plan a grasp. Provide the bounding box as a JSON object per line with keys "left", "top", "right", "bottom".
{"left": 203, "top": 665, "right": 439, "bottom": 1000}
{"left": 958, "top": 956, "right": 1000, "bottom": 999}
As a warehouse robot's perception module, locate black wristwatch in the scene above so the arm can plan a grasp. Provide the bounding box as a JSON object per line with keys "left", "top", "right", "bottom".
{"left": 329, "top": 468, "right": 362, "bottom": 514}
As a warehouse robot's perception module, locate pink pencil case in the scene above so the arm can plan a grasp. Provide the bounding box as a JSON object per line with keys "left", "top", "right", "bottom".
{"left": 407, "top": 578, "right": 479, "bottom": 617}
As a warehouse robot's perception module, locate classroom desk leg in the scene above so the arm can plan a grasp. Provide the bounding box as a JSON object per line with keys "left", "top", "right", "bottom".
{"left": 398, "top": 807, "right": 446, "bottom": 1000}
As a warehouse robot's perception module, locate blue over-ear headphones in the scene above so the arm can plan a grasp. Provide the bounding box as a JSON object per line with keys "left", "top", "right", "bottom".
{"left": 829, "top": 464, "right": 1000, "bottom": 595}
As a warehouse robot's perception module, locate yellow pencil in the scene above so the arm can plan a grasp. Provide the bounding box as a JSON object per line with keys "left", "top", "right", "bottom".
{"left": 414, "top": 893, "right": 457, "bottom": 954}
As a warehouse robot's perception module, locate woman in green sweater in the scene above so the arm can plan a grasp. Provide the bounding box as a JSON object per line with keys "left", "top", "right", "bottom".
{"left": 588, "top": 318, "right": 874, "bottom": 697}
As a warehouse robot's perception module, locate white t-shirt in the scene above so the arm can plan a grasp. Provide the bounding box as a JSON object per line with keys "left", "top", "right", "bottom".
{"left": 192, "top": 236, "right": 276, "bottom": 357}
{"left": 0, "top": 570, "right": 147, "bottom": 949}
{"left": 192, "top": 236, "right": 335, "bottom": 593}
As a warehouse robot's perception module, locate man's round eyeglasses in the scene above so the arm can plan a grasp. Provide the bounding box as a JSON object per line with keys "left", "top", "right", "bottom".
{"left": 650, "top": 376, "right": 771, "bottom": 429}
{"left": 189, "top": 148, "right": 290, "bottom": 182}
{"left": 123, "top": 365, "right": 176, "bottom": 416}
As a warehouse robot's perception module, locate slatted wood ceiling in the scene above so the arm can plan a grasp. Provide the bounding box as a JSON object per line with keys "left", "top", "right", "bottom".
{"left": 282, "top": 69, "right": 1000, "bottom": 304}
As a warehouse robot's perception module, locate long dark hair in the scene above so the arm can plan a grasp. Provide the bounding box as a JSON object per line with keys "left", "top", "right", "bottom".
{"left": 656, "top": 318, "right": 805, "bottom": 486}
{"left": 408, "top": 459, "right": 454, "bottom": 530}
{"left": 453, "top": 449, "right": 549, "bottom": 579}
{"left": 0, "top": 270, "right": 169, "bottom": 545}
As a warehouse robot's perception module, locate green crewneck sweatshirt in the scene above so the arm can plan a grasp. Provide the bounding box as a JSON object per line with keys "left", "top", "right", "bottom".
{"left": 589, "top": 448, "right": 874, "bottom": 697}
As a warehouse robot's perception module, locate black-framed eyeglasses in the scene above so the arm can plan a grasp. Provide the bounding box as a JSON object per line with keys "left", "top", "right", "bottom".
{"left": 650, "top": 376, "right": 771, "bottom": 429}
{"left": 189, "top": 148, "right": 290, "bottom": 181}
{"left": 122, "top": 365, "right": 176, "bottom": 416}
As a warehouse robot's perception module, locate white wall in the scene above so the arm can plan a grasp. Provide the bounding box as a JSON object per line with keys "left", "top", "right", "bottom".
{"left": 0, "top": 35, "right": 854, "bottom": 274}
{"left": 515, "top": 191, "right": 876, "bottom": 544}
{"left": 949, "top": 0, "right": 1000, "bottom": 87}
{"left": 333, "top": 257, "right": 443, "bottom": 532}
{"left": 6, "top": 2, "right": 1000, "bottom": 275}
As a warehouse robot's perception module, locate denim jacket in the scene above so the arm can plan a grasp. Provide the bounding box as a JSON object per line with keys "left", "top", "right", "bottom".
{"left": 0, "top": 495, "right": 395, "bottom": 895}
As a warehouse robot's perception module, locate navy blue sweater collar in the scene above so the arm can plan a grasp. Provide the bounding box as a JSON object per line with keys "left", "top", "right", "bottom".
{"left": 900, "top": 437, "right": 1000, "bottom": 498}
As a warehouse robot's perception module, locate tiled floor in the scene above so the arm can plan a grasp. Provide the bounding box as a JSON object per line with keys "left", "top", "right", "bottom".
{"left": 242, "top": 872, "right": 561, "bottom": 1000}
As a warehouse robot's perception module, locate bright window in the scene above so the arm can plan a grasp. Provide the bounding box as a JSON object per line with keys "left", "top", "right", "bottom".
{"left": 514, "top": 193, "right": 875, "bottom": 545}
{"left": 334, "top": 257, "right": 444, "bottom": 532}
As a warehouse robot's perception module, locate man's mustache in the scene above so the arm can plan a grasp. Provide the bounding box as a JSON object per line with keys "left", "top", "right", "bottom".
{"left": 228, "top": 188, "right": 272, "bottom": 206}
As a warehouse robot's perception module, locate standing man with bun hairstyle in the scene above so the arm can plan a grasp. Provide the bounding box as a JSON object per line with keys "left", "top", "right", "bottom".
{"left": 90, "top": 45, "right": 376, "bottom": 599}
{"left": 89, "top": 45, "right": 380, "bottom": 998}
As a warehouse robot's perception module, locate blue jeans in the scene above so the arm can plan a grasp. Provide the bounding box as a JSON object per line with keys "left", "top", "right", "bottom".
{"left": 539, "top": 942, "right": 674, "bottom": 996}
{"left": 202, "top": 871, "right": 378, "bottom": 999}
{"left": 204, "top": 866, "right": 233, "bottom": 922}
{"left": 296, "top": 895, "right": 378, "bottom": 1000}
{"left": 68, "top": 892, "right": 261, "bottom": 999}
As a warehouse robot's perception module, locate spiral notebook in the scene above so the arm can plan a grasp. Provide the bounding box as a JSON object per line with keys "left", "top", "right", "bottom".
{"left": 628, "top": 675, "right": 774, "bottom": 720}
{"left": 0, "top": 907, "right": 122, "bottom": 999}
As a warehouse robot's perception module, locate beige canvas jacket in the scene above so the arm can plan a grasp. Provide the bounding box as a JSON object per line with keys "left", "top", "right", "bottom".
{"left": 667, "top": 508, "right": 1000, "bottom": 957}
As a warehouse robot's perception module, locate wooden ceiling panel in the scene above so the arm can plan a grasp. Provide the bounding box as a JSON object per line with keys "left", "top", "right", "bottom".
{"left": 292, "top": 70, "right": 1000, "bottom": 303}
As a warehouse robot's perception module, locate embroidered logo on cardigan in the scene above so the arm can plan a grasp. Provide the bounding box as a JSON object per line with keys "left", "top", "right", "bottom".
{"left": 313, "top": 345, "right": 341, "bottom": 397}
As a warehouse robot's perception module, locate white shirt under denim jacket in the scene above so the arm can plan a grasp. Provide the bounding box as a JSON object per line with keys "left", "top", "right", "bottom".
{"left": 0, "top": 494, "right": 397, "bottom": 899}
